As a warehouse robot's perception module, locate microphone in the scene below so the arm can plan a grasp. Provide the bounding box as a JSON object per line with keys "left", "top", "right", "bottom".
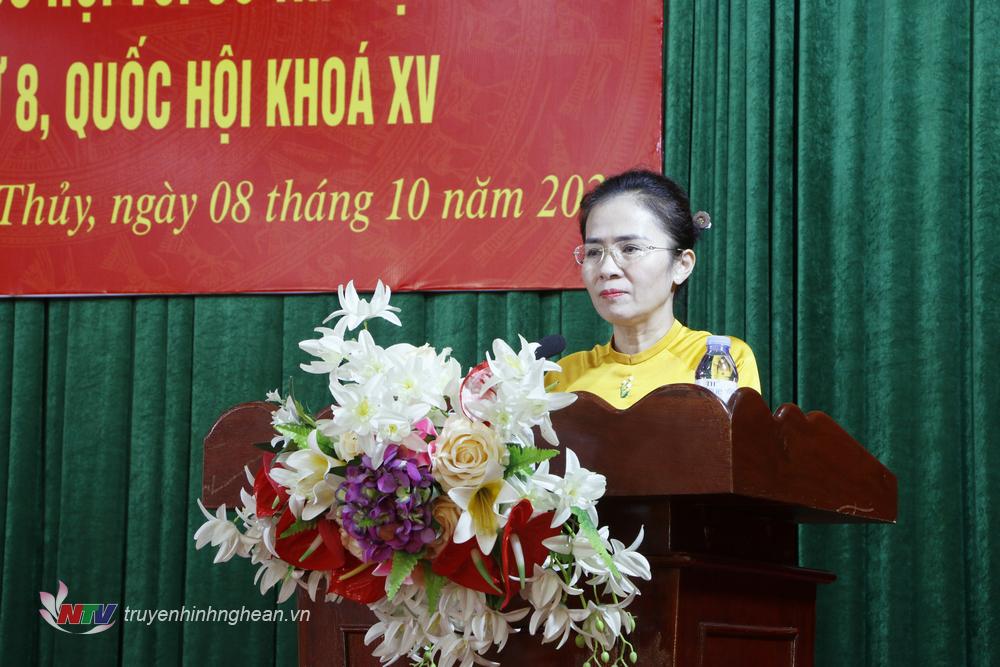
{"left": 534, "top": 334, "right": 566, "bottom": 360}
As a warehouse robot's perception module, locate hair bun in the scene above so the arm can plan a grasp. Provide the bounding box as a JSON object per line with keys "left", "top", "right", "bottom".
{"left": 693, "top": 211, "right": 712, "bottom": 230}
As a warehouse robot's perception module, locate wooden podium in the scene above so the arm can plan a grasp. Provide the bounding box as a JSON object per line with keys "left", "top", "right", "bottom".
{"left": 204, "top": 385, "right": 896, "bottom": 667}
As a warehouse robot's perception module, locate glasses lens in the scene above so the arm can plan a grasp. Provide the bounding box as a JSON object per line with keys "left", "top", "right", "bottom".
{"left": 612, "top": 241, "right": 650, "bottom": 265}
{"left": 575, "top": 244, "right": 606, "bottom": 265}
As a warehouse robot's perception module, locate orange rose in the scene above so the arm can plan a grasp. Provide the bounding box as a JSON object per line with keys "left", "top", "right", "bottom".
{"left": 426, "top": 497, "right": 462, "bottom": 559}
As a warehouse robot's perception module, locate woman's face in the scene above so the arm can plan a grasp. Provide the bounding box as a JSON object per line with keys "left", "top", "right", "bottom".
{"left": 581, "top": 194, "right": 691, "bottom": 328}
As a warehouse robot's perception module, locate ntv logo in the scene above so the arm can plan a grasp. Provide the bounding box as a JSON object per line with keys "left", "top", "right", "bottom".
{"left": 38, "top": 581, "right": 117, "bottom": 635}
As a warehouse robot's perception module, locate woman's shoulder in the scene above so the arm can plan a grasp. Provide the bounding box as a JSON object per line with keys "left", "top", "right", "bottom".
{"left": 674, "top": 322, "right": 756, "bottom": 361}
{"left": 544, "top": 343, "right": 608, "bottom": 390}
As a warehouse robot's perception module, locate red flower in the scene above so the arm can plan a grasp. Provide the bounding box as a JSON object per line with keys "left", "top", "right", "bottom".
{"left": 253, "top": 453, "right": 289, "bottom": 518}
{"left": 274, "top": 512, "right": 345, "bottom": 572}
{"left": 328, "top": 554, "right": 388, "bottom": 604}
{"left": 431, "top": 536, "right": 504, "bottom": 596}
{"left": 499, "top": 500, "right": 559, "bottom": 608}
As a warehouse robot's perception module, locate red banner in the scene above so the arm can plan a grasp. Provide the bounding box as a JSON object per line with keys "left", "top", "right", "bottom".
{"left": 0, "top": 0, "right": 662, "bottom": 295}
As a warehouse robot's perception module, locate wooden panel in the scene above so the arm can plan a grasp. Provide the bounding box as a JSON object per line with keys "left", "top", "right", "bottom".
{"left": 342, "top": 627, "right": 382, "bottom": 667}
{"left": 671, "top": 556, "right": 830, "bottom": 667}
{"left": 698, "top": 623, "right": 797, "bottom": 667}
{"left": 202, "top": 401, "right": 274, "bottom": 509}
{"left": 550, "top": 386, "right": 897, "bottom": 523}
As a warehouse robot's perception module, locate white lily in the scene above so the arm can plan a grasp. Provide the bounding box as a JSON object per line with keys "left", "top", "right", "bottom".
{"left": 505, "top": 461, "right": 559, "bottom": 513}
{"left": 194, "top": 499, "right": 252, "bottom": 563}
{"left": 528, "top": 600, "right": 589, "bottom": 648}
{"left": 602, "top": 527, "right": 652, "bottom": 596}
{"left": 269, "top": 444, "right": 343, "bottom": 520}
{"left": 432, "top": 631, "right": 497, "bottom": 667}
{"left": 469, "top": 606, "right": 530, "bottom": 650}
{"left": 266, "top": 394, "right": 302, "bottom": 448}
{"left": 300, "top": 570, "right": 330, "bottom": 602}
{"left": 484, "top": 336, "right": 557, "bottom": 385}
{"left": 298, "top": 321, "right": 349, "bottom": 376}
{"left": 325, "top": 380, "right": 385, "bottom": 440}
{"left": 237, "top": 485, "right": 280, "bottom": 559}
{"left": 253, "top": 558, "right": 301, "bottom": 603}
{"left": 323, "top": 279, "right": 401, "bottom": 330}
{"left": 449, "top": 480, "right": 521, "bottom": 554}
{"left": 521, "top": 563, "right": 583, "bottom": 611}
{"left": 341, "top": 329, "right": 391, "bottom": 385}
{"left": 438, "top": 584, "right": 489, "bottom": 630}
{"left": 579, "top": 600, "right": 629, "bottom": 650}
{"left": 532, "top": 448, "right": 606, "bottom": 527}
{"left": 365, "top": 610, "right": 428, "bottom": 662}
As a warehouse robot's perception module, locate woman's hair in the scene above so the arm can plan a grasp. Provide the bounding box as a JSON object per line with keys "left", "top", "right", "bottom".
{"left": 578, "top": 169, "right": 702, "bottom": 249}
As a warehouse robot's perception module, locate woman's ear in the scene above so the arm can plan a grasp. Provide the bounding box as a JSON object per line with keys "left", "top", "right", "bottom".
{"left": 672, "top": 249, "right": 696, "bottom": 287}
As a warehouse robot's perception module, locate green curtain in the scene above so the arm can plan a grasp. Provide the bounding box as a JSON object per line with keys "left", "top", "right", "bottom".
{"left": 666, "top": 0, "right": 1000, "bottom": 665}
{"left": 3, "top": 1, "right": 999, "bottom": 665}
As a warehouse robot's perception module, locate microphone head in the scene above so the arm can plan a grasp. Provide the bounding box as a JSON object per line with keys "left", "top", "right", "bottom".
{"left": 534, "top": 334, "right": 566, "bottom": 360}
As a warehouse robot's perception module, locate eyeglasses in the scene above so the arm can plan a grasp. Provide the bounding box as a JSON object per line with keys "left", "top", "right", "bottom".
{"left": 573, "top": 241, "right": 682, "bottom": 267}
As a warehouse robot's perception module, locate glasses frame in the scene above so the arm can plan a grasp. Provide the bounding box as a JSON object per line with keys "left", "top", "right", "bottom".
{"left": 573, "top": 241, "right": 684, "bottom": 267}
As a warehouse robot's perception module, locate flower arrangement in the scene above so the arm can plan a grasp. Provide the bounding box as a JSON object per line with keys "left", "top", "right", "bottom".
{"left": 194, "top": 280, "right": 651, "bottom": 666}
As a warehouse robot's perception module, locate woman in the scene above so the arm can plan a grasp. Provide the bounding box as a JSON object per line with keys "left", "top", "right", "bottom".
{"left": 547, "top": 170, "right": 761, "bottom": 408}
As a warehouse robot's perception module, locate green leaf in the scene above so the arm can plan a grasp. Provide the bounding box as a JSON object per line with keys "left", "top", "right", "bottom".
{"left": 313, "top": 430, "right": 336, "bottom": 457}
{"left": 505, "top": 445, "right": 559, "bottom": 477}
{"left": 274, "top": 423, "right": 314, "bottom": 449}
{"left": 252, "top": 441, "right": 277, "bottom": 452}
{"left": 292, "top": 397, "right": 317, "bottom": 427}
{"left": 279, "top": 518, "right": 316, "bottom": 540}
{"left": 422, "top": 562, "right": 445, "bottom": 614}
{"left": 471, "top": 549, "right": 504, "bottom": 595}
{"left": 387, "top": 552, "right": 421, "bottom": 600}
{"left": 571, "top": 507, "right": 620, "bottom": 579}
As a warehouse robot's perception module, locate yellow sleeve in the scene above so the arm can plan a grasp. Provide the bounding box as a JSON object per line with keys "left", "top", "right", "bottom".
{"left": 732, "top": 341, "right": 762, "bottom": 393}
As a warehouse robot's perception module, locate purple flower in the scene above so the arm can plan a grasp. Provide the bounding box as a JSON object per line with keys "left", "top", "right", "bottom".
{"left": 335, "top": 444, "right": 437, "bottom": 563}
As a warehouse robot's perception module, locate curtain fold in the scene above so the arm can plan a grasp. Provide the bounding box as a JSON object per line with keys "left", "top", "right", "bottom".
{"left": 667, "top": 1, "right": 999, "bottom": 665}
{"left": 2, "top": 1, "right": 998, "bottom": 665}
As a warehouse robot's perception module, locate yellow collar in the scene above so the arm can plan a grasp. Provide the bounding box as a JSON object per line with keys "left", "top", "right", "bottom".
{"left": 604, "top": 319, "right": 684, "bottom": 365}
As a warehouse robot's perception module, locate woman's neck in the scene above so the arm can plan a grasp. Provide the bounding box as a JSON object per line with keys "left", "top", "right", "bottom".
{"left": 611, "top": 309, "right": 675, "bottom": 355}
